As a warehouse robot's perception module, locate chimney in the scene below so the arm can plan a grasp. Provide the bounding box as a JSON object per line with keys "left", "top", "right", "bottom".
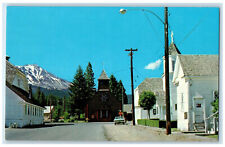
{"left": 6, "top": 56, "right": 10, "bottom": 61}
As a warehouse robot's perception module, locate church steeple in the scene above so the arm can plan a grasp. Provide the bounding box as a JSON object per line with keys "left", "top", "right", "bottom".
{"left": 98, "top": 70, "right": 109, "bottom": 80}
{"left": 169, "top": 31, "right": 181, "bottom": 55}
{"left": 98, "top": 70, "right": 110, "bottom": 91}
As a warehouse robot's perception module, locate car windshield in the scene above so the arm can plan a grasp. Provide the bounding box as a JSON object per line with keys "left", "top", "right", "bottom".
{"left": 115, "top": 116, "right": 123, "bottom": 119}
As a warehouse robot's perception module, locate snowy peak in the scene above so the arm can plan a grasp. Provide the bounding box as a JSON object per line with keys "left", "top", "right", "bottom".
{"left": 17, "top": 64, "right": 70, "bottom": 90}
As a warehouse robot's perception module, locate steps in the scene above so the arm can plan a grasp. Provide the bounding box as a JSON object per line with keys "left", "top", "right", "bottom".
{"left": 194, "top": 122, "right": 205, "bottom": 131}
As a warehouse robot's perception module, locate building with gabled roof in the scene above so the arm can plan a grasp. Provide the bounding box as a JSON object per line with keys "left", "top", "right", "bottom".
{"left": 134, "top": 78, "right": 165, "bottom": 123}
{"left": 173, "top": 55, "right": 218, "bottom": 132}
{"left": 5, "top": 57, "right": 45, "bottom": 128}
{"left": 87, "top": 70, "right": 121, "bottom": 122}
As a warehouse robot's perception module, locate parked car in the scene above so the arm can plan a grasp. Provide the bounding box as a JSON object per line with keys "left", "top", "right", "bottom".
{"left": 114, "top": 116, "right": 126, "bottom": 125}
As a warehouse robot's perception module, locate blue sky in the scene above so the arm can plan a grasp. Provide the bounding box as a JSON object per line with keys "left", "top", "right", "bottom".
{"left": 6, "top": 6, "right": 219, "bottom": 94}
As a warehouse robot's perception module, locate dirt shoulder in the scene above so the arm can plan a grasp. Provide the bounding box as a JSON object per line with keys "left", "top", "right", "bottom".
{"left": 103, "top": 124, "right": 218, "bottom": 143}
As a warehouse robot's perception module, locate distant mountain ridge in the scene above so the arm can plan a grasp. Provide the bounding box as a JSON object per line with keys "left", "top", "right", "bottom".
{"left": 17, "top": 64, "right": 71, "bottom": 90}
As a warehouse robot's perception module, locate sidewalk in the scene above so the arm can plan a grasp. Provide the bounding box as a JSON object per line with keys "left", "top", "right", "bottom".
{"left": 103, "top": 124, "right": 218, "bottom": 142}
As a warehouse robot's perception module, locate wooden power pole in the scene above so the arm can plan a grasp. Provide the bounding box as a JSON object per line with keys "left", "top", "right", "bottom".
{"left": 125, "top": 48, "right": 138, "bottom": 126}
{"left": 164, "top": 7, "right": 171, "bottom": 135}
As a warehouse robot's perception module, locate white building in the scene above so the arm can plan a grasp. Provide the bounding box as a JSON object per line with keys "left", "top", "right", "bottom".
{"left": 172, "top": 55, "right": 218, "bottom": 131}
{"left": 162, "top": 41, "right": 181, "bottom": 121}
{"left": 5, "top": 58, "right": 45, "bottom": 128}
{"left": 44, "top": 106, "right": 54, "bottom": 122}
{"left": 134, "top": 78, "right": 165, "bottom": 124}
{"left": 135, "top": 40, "right": 181, "bottom": 124}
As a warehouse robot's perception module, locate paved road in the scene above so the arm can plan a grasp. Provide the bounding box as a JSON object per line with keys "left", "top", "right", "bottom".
{"left": 5, "top": 122, "right": 218, "bottom": 143}
{"left": 5, "top": 122, "right": 110, "bottom": 142}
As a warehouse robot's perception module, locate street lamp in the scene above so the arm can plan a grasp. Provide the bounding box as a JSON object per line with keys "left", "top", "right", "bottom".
{"left": 120, "top": 7, "right": 171, "bottom": 135}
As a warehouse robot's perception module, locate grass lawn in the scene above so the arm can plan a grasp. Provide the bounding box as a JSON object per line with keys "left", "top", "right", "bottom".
{"left": 171, "top": 128, "right": 180, "bottom": 132}
{"left": 205, "top": 135, "right": 218, "bottom": 139}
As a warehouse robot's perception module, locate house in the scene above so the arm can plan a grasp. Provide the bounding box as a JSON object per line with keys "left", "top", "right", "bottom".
{"left": 44, "top": 106, "right": 54, "bottom": 122}
{"left": 134, "top": 78, "right": 165, "bottom": 124}
{"left": 5, "top": 57, "right": 45, "bottom": 128}
{"left": 87, "top": 70, "right": 121, "bottom": 122}
{"left": 172, "top": 55, "right": 218, "bottom": 131}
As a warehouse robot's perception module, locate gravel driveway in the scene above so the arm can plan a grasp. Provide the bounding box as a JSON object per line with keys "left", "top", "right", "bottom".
{"left": 103, "top": 124, "right": 218, "bottom": 143}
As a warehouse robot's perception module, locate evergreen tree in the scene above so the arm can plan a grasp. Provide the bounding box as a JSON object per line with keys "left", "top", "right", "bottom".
{"left": 69, "top": 65, "right": 87, "bottom": 117}
{"left": 118, "top": 80, "right": 128, "bottom": 104}
{"left": 84, "top": 62, "right": 95, "bottom": 99}
{"left": 34, "top": 87, "right": 42, "bottom": 106}
{"left": 109, "top": 74, "right": 119, "bottom": 98}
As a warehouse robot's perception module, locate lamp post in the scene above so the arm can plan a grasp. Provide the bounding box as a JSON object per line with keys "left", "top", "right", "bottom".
{"left": 120, "top": 7, "right": 171, "bottom": 135}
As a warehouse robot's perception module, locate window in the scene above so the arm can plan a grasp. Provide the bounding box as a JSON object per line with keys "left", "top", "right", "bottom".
{"left": 18, "top": 79, "right": 21, "bottom": 87}
{"left": 184, "top": 112, "right": 187, "bottom": 119}
{"left": 172, "top": 60, "right": 175, "bottom": 71}
{"left": 106, "top": 110, "right": 108, "bottom": 118}
{"left": 175, "top": 104, "right": 177, "bottom": 111}
{"left": 28, "top": 106, "right": 30, "bottom": 115}
{"left": 25, "top": 104, "right": 27, "bottom": 115}
{"left": 196, "top": 104, "right": 201, "bottom": 108}
{"left": 153, "top": 109, "right": 156, "bottom": 115}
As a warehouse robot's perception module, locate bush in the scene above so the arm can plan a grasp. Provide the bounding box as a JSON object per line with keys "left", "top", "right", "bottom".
{"left": 137, "top": 119, "right": 146, "bottom": 126}
{"left": 63, "top": 112, "right": 70, "bottom": 120}
{"left": 64, "top": 119, "right": 69, "bottom": 123}
{"left": 137, "top": 119, "right": 159, "bottom": 127}
{"left": 69, "top": 116, "right": 76, "bottom": 122}
{"left": 146, "top": 119, "right": 159, "bottom": 127}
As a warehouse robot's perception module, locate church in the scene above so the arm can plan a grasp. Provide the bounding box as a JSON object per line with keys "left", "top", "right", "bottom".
{"left": 86, "top": 70, "right": 121, "bottom": 122}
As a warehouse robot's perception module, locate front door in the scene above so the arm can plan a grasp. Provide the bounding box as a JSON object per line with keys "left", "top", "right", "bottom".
{"left": 194, "top": 98, "right": 204, "bottom": 123}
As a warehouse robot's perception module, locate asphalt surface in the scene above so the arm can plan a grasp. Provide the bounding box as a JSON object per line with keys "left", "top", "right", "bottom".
{"left": 5, "top": 122, "right": 110, "bottom": 142}
{"left": 4, "top": 122, "right": 218, "bottom": 143}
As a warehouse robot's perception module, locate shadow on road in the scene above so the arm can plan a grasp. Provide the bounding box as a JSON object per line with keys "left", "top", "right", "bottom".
{"left": 21, "top": 123, "right": 75, "bottom": 129}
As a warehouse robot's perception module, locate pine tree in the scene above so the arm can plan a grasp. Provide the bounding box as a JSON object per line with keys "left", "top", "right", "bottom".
{"left": 109, "top": 74, "right": 119, "bottom": 98}
{"left": 34, "top": 87, "right": 42, "bottom": 106}
{"left": 84, "top": 62, "right": 95, "bottom": 100}
{"left": 118, "top": 80, "right": 128, "bottom": 104}
{"left": 69, "top": 65, "right": 87, "bottom": 117}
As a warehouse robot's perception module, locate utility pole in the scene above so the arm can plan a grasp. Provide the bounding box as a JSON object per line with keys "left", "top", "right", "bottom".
{"left": 125, "top": 48, "right": 138, "bottom": 126}
{"left": 164, "top": 7, "right": 171, "bottom": 135}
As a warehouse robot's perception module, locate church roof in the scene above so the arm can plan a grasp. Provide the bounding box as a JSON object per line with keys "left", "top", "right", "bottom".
{"left": 178, "top": 55, "right": 218, "bottom": 76}
{"left": 98, "top": 70, "right": 109, "bottom": 80}
{"left": 137, "top": 78, "right": 165, "bottom": 106}
{"left": 169, "top": 42, "right": 181, "bottom": 55}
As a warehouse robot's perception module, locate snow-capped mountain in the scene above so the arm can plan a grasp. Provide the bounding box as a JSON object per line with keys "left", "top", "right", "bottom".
{"left": 17, "top": 64, "right": 71, "bottom": 90}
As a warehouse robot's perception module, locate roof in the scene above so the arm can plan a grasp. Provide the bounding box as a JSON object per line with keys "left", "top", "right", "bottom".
{"left": 98, "top": 70, "right": 109, "bottom": 80}
{"left": 6, "top": 81, "right": 44, "bottom": 108}
{"left": 44, "top": 106, "right": 54, "bottom": 113}
{"left": 137, "top": 78, "right": 165, "bottom": 105}
{"left": 6, "top": 60, "right": 29, "bottom": 93}
{"left": 169, "top": 43, "right": 181, "bottom": 55}
{"left": 6, "top": 60, "right": 44, "bottom": 108}
{"left": 178, "top": 55, "right": 218, "bottom": 76}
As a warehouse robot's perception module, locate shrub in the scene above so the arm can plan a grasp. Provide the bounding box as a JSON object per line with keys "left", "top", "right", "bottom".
{"left": 137, "top": 119, "right": 159, "bottom": 127}
{"left": 63, "top": 112, "right": 70, "bottom": 120}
